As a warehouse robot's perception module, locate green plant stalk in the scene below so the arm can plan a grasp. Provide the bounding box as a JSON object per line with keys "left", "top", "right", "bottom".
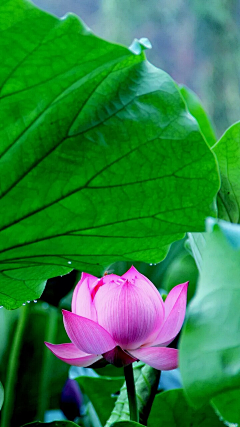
{"left": 36, "top": 306, "right": 58, "bottom": 420}
{"left": 1, "top": 305, "right": 29, "bottom": 427}
{"left": 124, "top": 364, "right": 139, "bottom": 423}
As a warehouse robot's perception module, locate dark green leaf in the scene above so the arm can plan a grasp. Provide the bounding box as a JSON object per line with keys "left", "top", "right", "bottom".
{"left": 94, "top": 364, "right": 124, "bottom": 378}
{"left": 180, "top": 222, "right": 240, "bottom": 407}
{"left": 0, "top": 381, "right": 4, "bottom": 410}
{"left": 161, "top": 250, "right": 198, "bottom": 302}
{"left": 211, "top": 388, "right": 240, "bottom": 425}
{"left": 180, "top": 85, "right": 217, "bottom": 147}
{"left": 1, "top": 304, "right": 70, "bottom": 425}
{"left": 148, "top": 389, "right": 224, "bottom": 427}
{"left": 213, "top": 121, "right": 240, "bottom": 223}
{"left": 21, "top": 422, "right": 79, "bottom": 427}
{"left": 0, "top": 0, "right": 219, "bottom": 308}
{"left": 75, "top": 374, "right": 124, "bottom": 426}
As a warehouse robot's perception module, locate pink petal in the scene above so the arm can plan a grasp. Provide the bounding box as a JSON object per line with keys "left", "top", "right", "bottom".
{"left": 150, "top": 282, "right": 188, "bottom": 346}
{"left": 45, "top": 342, "right": 102, "bottom": 366}
{"left": 62, "top": 310, "right": 116, "bottom": 354}
{"left": 122, "top": 266, "right": 163, "bottom": 302}
{"left": 129, "top": 347, "right": 178, "bottom": 370}
{"left": 94, "top": 275, "right": 164, "bottom": 350}
{"left": 72, "top": 272, "right": 98, "bottom": 321}
{"left": 90, "top": 273, "right": 120, "bottom": 300}
{"left": 103, "top": 346, "right": 138, "bottom": 367}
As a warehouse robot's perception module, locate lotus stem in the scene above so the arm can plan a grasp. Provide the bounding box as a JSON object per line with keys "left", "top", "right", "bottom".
{"left": 37, "top": 306, "right": 58, "bottom": 420}
{"left": 124, "top": 363, "right": 139, "bottom": 423}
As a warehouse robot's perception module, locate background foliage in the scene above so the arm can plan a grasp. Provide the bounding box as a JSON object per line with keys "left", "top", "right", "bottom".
{"left": 1, "top": 1, "right": 240, "bottom": 427}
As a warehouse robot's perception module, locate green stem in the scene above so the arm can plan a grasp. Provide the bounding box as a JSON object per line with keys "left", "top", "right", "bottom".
{"left": 1, "top": 305, "right": 28, "bottom": 427}
{"left": 36, "top": 306, "right": 58, "bottom": 420}
{"left": 124, "top": 364, "right": 139, "bottom": 423}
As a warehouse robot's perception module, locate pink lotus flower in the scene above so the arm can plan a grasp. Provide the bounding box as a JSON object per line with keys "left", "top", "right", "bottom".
{"left": 45, "top": 267, "right": 188, "bottom": 370}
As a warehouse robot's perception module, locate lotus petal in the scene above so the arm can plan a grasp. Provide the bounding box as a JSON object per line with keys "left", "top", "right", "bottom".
{"left": 72, "top": 272, "right": 98, "bottom": 321}
{"left": 62, "top": 310, "right": 116, "bottom": 354}
{"left": 149, "top": 282, "right": 188, "bottom": 346}
{"left": 129, "top": 346, "right": 178, "bottom": 370}
{"left": 45, "top": 342, "right": 102, "bottom": 366}
{"left": 94, "top": 276, "right": 164, "bottom": 349}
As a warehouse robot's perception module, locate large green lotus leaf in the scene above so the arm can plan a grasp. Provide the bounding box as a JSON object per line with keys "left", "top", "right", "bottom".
{"left": 148, "top": 389, "right": 223, "bottom": 427}
{"left": 213, "top": 121, "right": 240, "bottom": 223}
{"left": 180, "top": 85, "right": 217, "bottom": 147}
{"left": 0, "top": 0, "right": 219, "bottom": 308}
{"left": 180, "top": 221, "right": 240, "bottom": 407}
{"left": 0, "top": 265, "right": 71, "bottom": 309}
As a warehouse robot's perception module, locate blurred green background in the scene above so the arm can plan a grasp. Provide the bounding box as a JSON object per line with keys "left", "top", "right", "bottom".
{"left": 32, "top": 0, "right": 240, "bottom": 137}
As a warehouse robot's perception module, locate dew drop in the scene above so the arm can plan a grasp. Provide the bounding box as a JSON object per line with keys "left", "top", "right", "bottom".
{"left": 0, "top": 306, "right": 3, "bottom": 309}
{"left": 149, "top": 263, "right": 153, "bottom": 266}
{"left": 68, "top": 261, "right": 72, "bottom": 264}
{"left": 33, "top": 300, "right": 37, "bottom": 303}
{"left": 23, "top": 303, "right": 26, "bottom": 306}
{"left": 27, "top": 301, "right": 30, "bottom": 304}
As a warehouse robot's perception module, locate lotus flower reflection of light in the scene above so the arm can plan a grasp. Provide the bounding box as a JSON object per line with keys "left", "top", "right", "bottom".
{"left": 45, "top": 266, "right": 188, "bottom": 370}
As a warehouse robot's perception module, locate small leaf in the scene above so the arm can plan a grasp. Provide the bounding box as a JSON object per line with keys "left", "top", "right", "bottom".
{"left": 129, "top": 38, "right": 152, "bottom": 54}
{"left": 161, "top": 250, "right": 198, "bottom": 302}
